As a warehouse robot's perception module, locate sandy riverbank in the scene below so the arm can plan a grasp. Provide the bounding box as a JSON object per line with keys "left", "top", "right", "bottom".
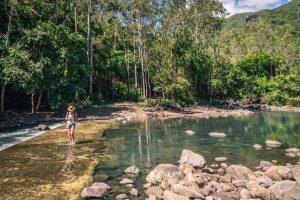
{"left": 0, "top": 120, "right": 116, "bottom": 200}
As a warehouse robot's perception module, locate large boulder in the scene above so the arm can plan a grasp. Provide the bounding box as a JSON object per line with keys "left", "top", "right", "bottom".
{"left": 265, "top": 140, "right": 282, "bottom": 148}
{"left": 209, "top": 132, "right": 226, "bottom": 138}
{"left": 269, "top": 180, "right": 299, "bottom": 200}
{"left": 146, "top": 164, "right": 182, "bottom": 184}
{"left": 163, "top": 190, "right": 189, "bottom": 200}
{"left": 226, "top": 164, "right": 253, "bottom": 180}
{"left": 125, "top": 165, "right": 139, "bottom": 175}
{"left": 292, "top": 166, "right": 300, "bottom": 183}
{"left": 248, "top": 184, "right": 275, "bottom": 200}
{"left": 257, "top": 175, "right": 273, "bottom": 188}
{"left": 179, "top": 150, "right": 206, "bottom": 168}
{"left": 170, "top": 184, "right": 205, "bottom": 199}
{"left": 81, "top": 182, "right": 110, "bottom": 199}
{"left": 264, "top": 166, "right": 292, "bottom": 181}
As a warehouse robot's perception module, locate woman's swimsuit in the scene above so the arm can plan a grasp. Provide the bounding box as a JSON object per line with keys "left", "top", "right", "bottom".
{"left": 66, "top": 111, "right": 76, "bottom": 129}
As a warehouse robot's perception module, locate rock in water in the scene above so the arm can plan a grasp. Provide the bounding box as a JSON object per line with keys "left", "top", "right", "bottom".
{"left": 209, "top": 132, "right": 226, "bottom": 138}
{"left": 146, "top": 186, "right": 163, "bottom": 197}
{"left": 81, "top": 182, "right": 110, "bottom": 199}
{"left": 125, "top": 165, "right": 139, "bottom": 175}
{"left": 116, "top": 194, "right": 127, "bottom": 200}
{"left": 163, "top": 190, "right": 189, "bottom": 200}
{"left": 130, "top": 188, "right": 138, "bottom": 197}
{"left": 146, "top": 164, "right": 182, "bottom": 184}
{"left": 179, "top": 149, "right": 206, "bottom": 168}
{"left": 215, "top": 157, "right": 227, "bottom": 162}
{"left": 185, "top": 130, "right": 195, "bottom": 135}
{"left": 269, "top": 180, "right": 298, "bottom": 200}
{"left": 226, "top": 165, "right": 253, "bottom": 180}
{"left": 37, "top": 124, "right": 50, "bottom": 131}
{"left": 265, "top": 140, "right": 282, "bottom": 148}
{"left": 120, "top": 178, "right": 134, "bottom": 185}
{"left": 253, "top": 144, "right": 262, "bottom": 150}
{"left": 285, "top": 148, "right": 300, "bottom": 158}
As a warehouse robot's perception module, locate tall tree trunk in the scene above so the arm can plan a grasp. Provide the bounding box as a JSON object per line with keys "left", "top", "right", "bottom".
{"left": 87, "top": 0, "right": 93, "bottom": 95}
{"left": 35, "top": 89, "right": 43, "bottom": 111}
{"left": 133, "top": 39, "right": 138, "bottom": 89}
{"left": 1, "top": 6, "right": 14, "bottom": 114}
{"left": 137, "top": 14, "right": 146, "bottom": 99}
{"left": 124, "top": 42, "right": 130, "bottom": 91}
{"left": 31, "top": 92, "right": 35, "bottom": 114}
{"left": 139, "top": 44, "right": 146, "bottom": 99}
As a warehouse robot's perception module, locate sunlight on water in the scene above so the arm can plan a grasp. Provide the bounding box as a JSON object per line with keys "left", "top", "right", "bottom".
{"left": 0, "top": 123, "right": 62, "bottom": 151}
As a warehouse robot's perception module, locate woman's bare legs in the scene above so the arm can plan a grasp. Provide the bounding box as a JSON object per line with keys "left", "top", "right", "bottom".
{"left": 67, "top": 128, "right": 72, "bottom": 145}
{"left": 70, "top": 126, "right": 75, "bottom": 145}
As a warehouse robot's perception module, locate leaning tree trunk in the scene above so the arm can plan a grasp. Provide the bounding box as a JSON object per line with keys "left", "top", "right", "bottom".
{"left": 31, "top": 92, "right": 35, "bottom": 113}
{"left": 35, "top": 90, "right": 43, "bottom": 111}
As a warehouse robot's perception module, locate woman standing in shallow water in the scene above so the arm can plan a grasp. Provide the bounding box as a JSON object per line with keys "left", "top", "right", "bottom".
{"left": 65, "top": 105, "right": 77, "bottom": 146}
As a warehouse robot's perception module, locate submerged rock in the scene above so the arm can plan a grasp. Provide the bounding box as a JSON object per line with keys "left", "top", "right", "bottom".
{"left": 179, "top": 149, "right": 206, "bottom": 168}
{"left": 285, "top": 148, "right": 300, "bottom": 158}
{"left": 146, "top": 164, "right": 182, "bottom": 184}
{"left": 226, "top": 164, "right": 253, "bottom": 180}
{"left": 130, "top": 188, "right": 138, "bottom": 197}
{"left": 116, "top": 193, "right": 128, "bottom": 200}
{"left": 124, "top": 165, "right": 139, "bottom": 175}
{"left": 81, "top": 182, "right": 110, "bottom": 199}
{"left": 185, "top": 130, "right": 195, "bottom": 135}
{"left": 209, "top": 132, "right": 227, "bottom": 138}
{"left": 215, "top": 157, "right": 227, "bottom": 162}
{"left": 253, "top": 144, "right": 262, "bottom": 150}
{"left": 265, "top": 140, "right": 282, "bottom": 148}
{"left": 120, "top": 178, "right": 134, "bottom": 185}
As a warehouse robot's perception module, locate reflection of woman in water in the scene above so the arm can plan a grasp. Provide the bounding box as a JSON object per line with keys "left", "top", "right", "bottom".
{"left": 65, "top": 105, "right": 77, "bottom": 146}
{"left": 61, "top": 145, "right": 75, "bottom": 180}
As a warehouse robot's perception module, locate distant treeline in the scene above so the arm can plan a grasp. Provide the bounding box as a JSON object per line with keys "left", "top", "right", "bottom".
{"left": 0, "top": 0, "right": 299, "bottom": 113}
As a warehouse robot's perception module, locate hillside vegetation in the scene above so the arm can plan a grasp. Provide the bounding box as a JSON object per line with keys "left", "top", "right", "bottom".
{"left": 0, "top": 0, "right": 299, "bottom": 114}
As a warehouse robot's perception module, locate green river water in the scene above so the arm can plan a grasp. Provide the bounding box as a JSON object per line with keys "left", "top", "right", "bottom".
{"left": 94, "top": 112, "right": 299, "bottom": 199}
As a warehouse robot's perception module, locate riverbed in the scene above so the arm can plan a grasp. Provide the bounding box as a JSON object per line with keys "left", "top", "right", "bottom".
{"left": 94, "top": 112, "right": 300, "bottom": 199}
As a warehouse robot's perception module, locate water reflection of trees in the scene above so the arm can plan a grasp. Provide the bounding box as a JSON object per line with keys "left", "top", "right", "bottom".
{"left": 243, "top": 112, "right": 300, "bottom": 147}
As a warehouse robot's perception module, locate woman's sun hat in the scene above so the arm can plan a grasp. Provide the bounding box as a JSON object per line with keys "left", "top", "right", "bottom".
{"left": 67, "top": 105, "right": 75, "bottom": 112}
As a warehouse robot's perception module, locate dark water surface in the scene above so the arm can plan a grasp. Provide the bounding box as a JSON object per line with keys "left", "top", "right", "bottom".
{"left": 94, "top": 112, "right": 300, "bottom": 198}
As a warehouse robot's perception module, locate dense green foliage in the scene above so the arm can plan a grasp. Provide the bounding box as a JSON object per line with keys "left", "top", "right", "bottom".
{"left": 0, "top": 0, "right": 299, "bottom": 113}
